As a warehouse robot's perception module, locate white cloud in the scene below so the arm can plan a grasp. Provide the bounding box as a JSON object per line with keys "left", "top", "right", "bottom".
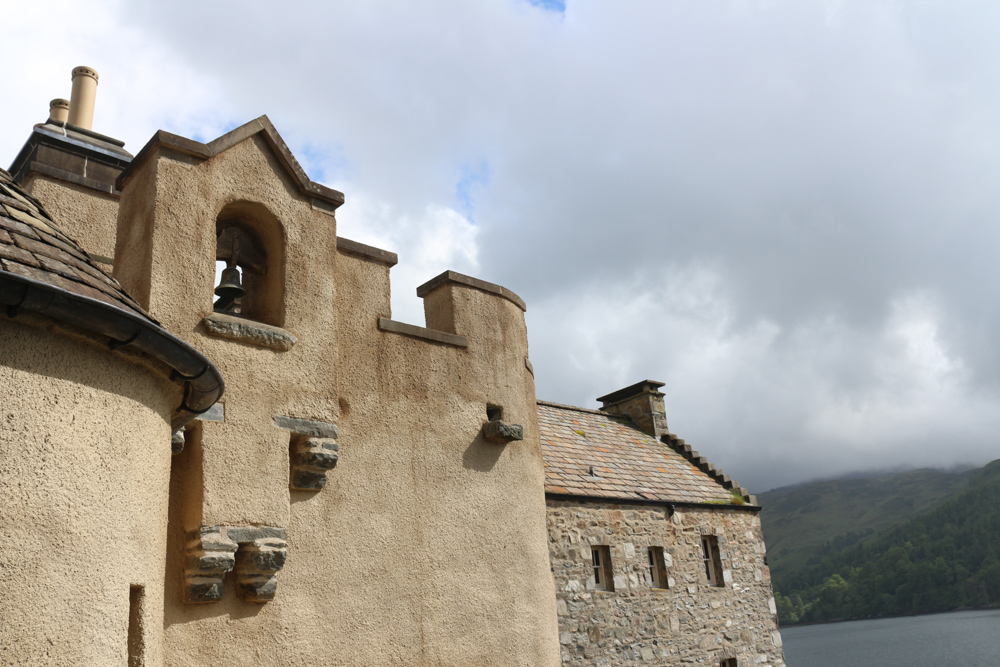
{"left": 337, "top": 194, "right": 480, "bottom": 325}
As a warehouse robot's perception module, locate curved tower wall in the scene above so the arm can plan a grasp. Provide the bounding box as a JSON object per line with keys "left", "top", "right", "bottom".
{"left": 0, "top": 318, "right": 180, "bottom": 666}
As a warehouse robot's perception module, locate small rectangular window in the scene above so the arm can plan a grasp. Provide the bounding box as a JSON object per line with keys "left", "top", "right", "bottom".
{"left": 720, "top": 658, "right": 738, "bottom": 667}
{"left": 647, "top": 546, "right": 668, "bottom": 589}
{"left": 701, "top": 536, "right": 724, "bottom": 588}
{"left": 128, "top": 585, "right": 145, "bottom": 667}
{"left": 591, "top": 545, "right": 614, "bottom": 591}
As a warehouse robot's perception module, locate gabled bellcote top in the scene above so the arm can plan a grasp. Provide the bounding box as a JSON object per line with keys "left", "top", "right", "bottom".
{"left": 116, "top": 115, "right": 345, "bottom": 211}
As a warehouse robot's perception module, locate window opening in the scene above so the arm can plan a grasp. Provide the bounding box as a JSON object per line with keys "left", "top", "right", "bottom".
{"left": 648, "top": 546, "right": 668, "bottom": 589}
{"left": 486, "top": 404, "right": 503, "bottom": 422}
{"left": 591, "top": 545, "right": 614, "bottom": 591}
{"left": 720, "top": 658, "right": 738, "bottom": 667}
{"left": 701, "top": 536, "right": 724, "bottom": 588}
{"left": 128, "top": 585, "right": 145, "bottom": 667}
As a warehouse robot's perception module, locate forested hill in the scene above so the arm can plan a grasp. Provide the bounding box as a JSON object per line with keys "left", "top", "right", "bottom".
{"left": 758, "top": 467, "right": 973, "bottom": 580}
{"left": 768, "top": 459, "right": 1000, "bottom": 624}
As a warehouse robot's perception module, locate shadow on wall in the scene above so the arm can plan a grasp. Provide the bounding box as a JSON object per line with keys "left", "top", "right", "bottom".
{"left": 462, "top": 432, "right": 506, "bottom": 473}
{"left": 163, "top": 424, "right": 264, "bottom": 629}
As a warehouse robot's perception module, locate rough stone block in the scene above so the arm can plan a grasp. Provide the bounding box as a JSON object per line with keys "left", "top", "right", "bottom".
{"left": 290, "top": 437, "right": 339, "bottom": 491}
{"left": 482, "top": 419, "right": 524, "bottom": 444}
{"left": 273, "top": 415, "right": 338, "bottom": 438}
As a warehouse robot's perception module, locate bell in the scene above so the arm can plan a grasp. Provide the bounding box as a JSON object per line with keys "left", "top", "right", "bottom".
{"left": 215, "top": 266, "right": 246, "bottom": 300}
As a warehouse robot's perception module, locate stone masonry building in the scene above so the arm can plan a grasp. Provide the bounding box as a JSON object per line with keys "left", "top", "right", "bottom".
{"left": 0, "top": 68, "right": 783, "bottom": 666}
{"left": 540, "top": 382, "right": 784, "bottom": 666}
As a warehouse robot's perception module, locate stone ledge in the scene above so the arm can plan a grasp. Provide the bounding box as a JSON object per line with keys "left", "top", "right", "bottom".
{"left": 377, "top": 317, "right": 468, "bottom": 347}
{"left": 483, "top": 420, "right": 524, "bottom": 444}
{"left": 273, "top": 415, "right": 338, "bottom": 438}
{"left": 415, "top": 270, "right": 526, "bottom": 312}
{"left": 201, "top": 312, "right": 297, "bottom": 351}
{"left": 337, "top": 237, "right": 398, "bottom": 266}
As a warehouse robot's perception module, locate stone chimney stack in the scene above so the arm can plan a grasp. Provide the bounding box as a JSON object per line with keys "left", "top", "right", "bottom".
{"left": 597, "top": 380, "right": 668, "bottom": 438}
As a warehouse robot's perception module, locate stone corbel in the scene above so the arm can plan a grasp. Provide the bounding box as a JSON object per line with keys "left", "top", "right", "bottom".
{"left": 234, "top": 537, "right": 288, "bottom": 602}
{"left": 184, "top": 526, "right": 288, "bottom": 604}
{"left": 184, "top": 527, "right": 238, "bottom": 604}
{"left": 290, "top": 437, "right": 339, "bottom": 490}
{"left": 483, "top": 420, "right": 524, "bottom": 444}
{"left": 274, "top": 416, "right": 340, "bottom": 491}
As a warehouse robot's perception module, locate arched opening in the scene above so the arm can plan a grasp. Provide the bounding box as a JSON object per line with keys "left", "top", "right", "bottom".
{"left": 213, "top": 201, "right": 285, "bottom": 327}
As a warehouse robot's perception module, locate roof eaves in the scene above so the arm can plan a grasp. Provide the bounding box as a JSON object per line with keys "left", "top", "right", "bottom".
{"left": 0, "top": 270, "right": 224, "bottom": 431}
{"left": 545, "top": 492, "right": 760, "bottom": 511}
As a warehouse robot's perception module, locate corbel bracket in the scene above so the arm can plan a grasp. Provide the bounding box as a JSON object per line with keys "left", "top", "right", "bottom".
{"left": 184, "top": 526, "right": 288, "bottom": 604}
{"left": 483, "top": 420, "right": 524, "bottom": 444}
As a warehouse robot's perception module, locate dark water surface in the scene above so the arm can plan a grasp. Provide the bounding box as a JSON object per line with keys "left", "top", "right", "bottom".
{"left": 781, "top": 608, "right": 1000, "bottom": 667}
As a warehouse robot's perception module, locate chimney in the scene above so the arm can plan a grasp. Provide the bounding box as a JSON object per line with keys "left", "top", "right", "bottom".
{"left": 48, "top": 98, "right": 70, "bottom": 124}
{"left": 597, "top": 380, "right": 668, "bottom": 438}
{"left": 68, "top": 66, "right": 99, "bottom": 130}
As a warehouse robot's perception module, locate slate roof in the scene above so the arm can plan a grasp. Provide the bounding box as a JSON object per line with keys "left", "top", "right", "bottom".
{"left": 0, "top": 167, "right": 149, "bottom": 320}
{"left": 537, "top": 400, "right": 733, "bottom": 504}
{"left": 0, "top": 167, "right": 223, "bottom": 430}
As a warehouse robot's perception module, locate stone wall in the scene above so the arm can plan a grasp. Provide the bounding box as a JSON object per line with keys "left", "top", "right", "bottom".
{"left": 547, "top": 499, "right": 785, "bottom": 667}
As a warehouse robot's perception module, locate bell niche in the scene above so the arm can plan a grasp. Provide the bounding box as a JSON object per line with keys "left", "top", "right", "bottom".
{"left": 213, "top": 201, "right": 286, "bottom": 327}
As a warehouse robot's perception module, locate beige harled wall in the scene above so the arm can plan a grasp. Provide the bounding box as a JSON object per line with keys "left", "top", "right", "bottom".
{"left": 21, "top": 174, "right": 119, "bottom": 266}
{"left": 0, "top": 317, "right": 179, "bottom": 667}
{"left": 113, "top": 129, "right": 560, "bottom": 665}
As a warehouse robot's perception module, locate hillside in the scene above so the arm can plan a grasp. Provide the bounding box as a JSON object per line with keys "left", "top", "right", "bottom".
{"left": 769, "top": 459, "right": 1000, "bottom": 624}
{"left": 758, "top": 467, "right": 973, "bottom": 581}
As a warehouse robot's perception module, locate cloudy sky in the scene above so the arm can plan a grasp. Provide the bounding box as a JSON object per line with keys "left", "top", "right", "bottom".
{"left": 4, "top": 0, "right": 998, "bottom": 492}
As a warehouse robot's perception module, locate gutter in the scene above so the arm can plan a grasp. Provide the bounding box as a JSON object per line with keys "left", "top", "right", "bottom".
{"left": 0, "top": 272, "right": 223, "bottom": 431}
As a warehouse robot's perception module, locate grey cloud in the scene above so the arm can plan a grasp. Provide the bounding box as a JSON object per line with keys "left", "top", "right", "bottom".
{"left": 5, "top": 0, "right": 999, "bottom": 491}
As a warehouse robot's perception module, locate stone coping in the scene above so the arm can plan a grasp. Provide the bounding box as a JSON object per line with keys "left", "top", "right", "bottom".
{"left": 377, "top": 317, "right": 468, "bottom": 347}
{"left": 660, "top": 432, "right": 755, "bottom": 505}
{"left": 117, "top": 116, "right": 345, "bottom": 210}
{"left": 415, "top": 270, "right": 526, "bottom": 312}
{"left": 597, "top": 379, "right": 665, "bottom": 406}
{"left": 336, "top": 237, "right": 398, "bottom": 266}
{"left": 201, "top": 312, "right": 297, "bottom": 351}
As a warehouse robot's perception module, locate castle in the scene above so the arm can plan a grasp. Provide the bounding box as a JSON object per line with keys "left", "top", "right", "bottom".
{"left": 0, "top": 68, "right": 785, "bottom": 666}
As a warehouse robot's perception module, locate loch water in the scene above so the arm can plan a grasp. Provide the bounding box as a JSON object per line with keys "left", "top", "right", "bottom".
{"left": 780, "top": 608, "right": 1000, "bottom": 667}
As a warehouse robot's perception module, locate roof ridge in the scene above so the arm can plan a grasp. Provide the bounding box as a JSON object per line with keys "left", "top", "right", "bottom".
{"left": 536, "top": 399, "right": 622, "bottom": 417}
